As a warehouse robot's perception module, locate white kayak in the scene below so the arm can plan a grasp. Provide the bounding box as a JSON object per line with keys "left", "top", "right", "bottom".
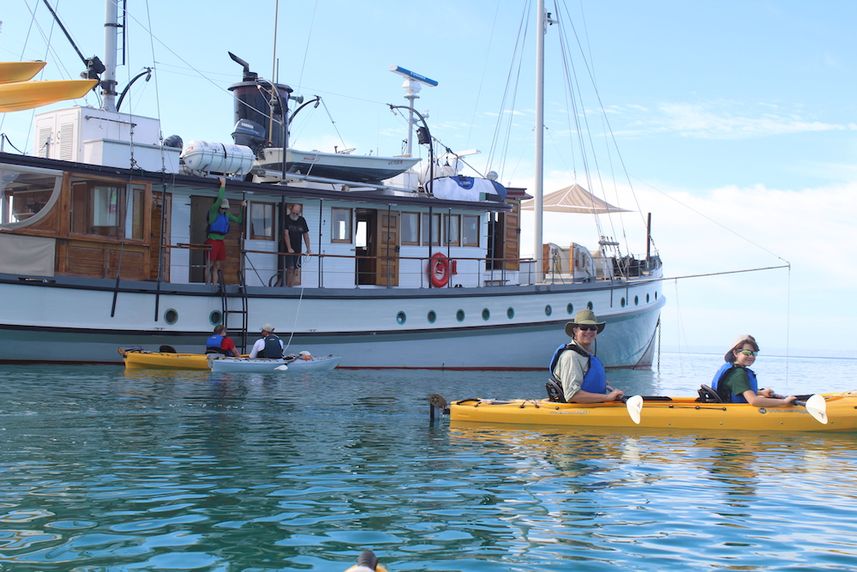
{"left": 210, "top": 354, "right": 341, "bottom": 373}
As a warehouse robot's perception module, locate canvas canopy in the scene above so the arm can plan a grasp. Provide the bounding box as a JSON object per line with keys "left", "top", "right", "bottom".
{"left": 520, "top": 183, "right": 630, "bottom": 214}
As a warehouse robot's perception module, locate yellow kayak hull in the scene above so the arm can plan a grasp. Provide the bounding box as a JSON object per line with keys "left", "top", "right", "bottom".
{"left": 0, "top": 78, "right": 96, "bottom": 112}
{"left": 450, "top": 392, "right": 857, "bottom": 432}
{"left": 123, "top": 351, "right": 211, "bottom": 371}
{"left": 0, "top": 61, "right": 47, "bottom": 84}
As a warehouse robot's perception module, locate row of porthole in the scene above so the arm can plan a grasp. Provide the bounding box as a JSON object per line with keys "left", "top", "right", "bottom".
{"left": 161, "top": 309, "right": 225, "bottom": 326}
{"left": 396, "top": 291, "right": 659, "bottom": 325}
{"left": 165, "top": 291, "right": 660, "bottom": 326}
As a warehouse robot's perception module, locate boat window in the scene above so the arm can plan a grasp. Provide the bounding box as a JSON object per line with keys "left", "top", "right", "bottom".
{"left": 427, "top": 310, "right": 436, "bottom": 323}
{"left": 456, "top": 309, "right": 465, "bottom": 322}
{"left": 331, "top": 208, "right": 352, "bottom": 243}
{"left": 250, "top": 202, "right": 275, "bottom": 240}
{"left": 400, "top": 212, "right": 420, "bottom": 245}
{"left": 70, "top": 180, "right": 146, "bottom": 240}
{"left": 462, "top": 215, "right": 480, "bottom": 247}
{"left": 0, "top": 166, "right": 62, "bottom": 229}
{"left": 482, "top": 308, "right": 490, "bottom": 320}
{"left": 444, "top": 214, "right": 461, "bottom": 246}
{"left": 396, "top": 311, "right": 406, "bottom": 325}
{"left": 421, "top": 213, "right": 441, "bottom": 246}
{"left": 566, "top": 303, "right": 574, "bottom": 314}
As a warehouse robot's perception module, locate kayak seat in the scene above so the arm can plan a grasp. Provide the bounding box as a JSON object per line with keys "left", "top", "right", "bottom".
{"left": 159, "top": 344, "right": 177, "bottom": 353}
{"left": 546, "top": 379, "right": 566, "bottom": 403}
{"left": 697, "top": 384, "right": 723, "bottom": 403}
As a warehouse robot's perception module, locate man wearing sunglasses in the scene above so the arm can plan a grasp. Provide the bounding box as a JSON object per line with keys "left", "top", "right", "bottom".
{"left": 711, "top": 334, "right": 796, "bottom": 406}
{"left": 547, "top": 309, "right": 625, "bottom": 403}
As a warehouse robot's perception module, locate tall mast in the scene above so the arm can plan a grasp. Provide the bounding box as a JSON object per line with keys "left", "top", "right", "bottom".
{"left": 102, "top": 0, "right": 119, "bottom": 112}
{"left": 533, "top": 0, "right": 546, "bottom": 283}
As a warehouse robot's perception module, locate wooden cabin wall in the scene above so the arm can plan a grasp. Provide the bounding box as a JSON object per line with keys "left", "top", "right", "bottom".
{"left": 51, "top": 173, "right": 154, "bottom": 280}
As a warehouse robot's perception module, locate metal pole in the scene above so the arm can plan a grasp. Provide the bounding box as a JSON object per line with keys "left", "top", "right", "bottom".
{"left": 534, "top": 0, "right": 545, "bottom": 283}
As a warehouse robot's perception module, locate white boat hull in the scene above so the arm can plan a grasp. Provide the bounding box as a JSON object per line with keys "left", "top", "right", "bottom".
{"left": 210, "top": 354, "right": 341, "bottom": 373}
{"left": 0, "top": 274, "right": 663, "bottom": 369}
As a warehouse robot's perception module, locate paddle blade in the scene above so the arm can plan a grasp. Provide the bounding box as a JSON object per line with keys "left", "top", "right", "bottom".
{"left": 274, "top": 364, "right": 289, "bottom": 371}
{"left": 625, "top": 395, "right": 643, "bottom": 425}
{"left": 804, "top": 394, "right": 828, "bottom": 424}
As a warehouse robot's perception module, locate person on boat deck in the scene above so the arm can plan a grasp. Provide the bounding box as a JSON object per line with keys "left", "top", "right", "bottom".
{"left": 283, "top": 203, "right": 311, "bottom": 287}
{"left": 249, "top": 323, "right": 284, "bottom": 359}
{"left": 712, "top": 335, "right": 796, "bottom": 406}
{"left": 205, "top": 177, "right": 245, "bottom": 285}
{"left": 205, "top": 324, "right": 240, "bottom": 357}
{"left": 550, "top": 309, "right": 625, "bottom": 403}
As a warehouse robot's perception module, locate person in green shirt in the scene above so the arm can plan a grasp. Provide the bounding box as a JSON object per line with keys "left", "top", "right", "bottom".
{"left": 712, "top": 334, "right": 796, "bottom": 406}
{"left": 205, "top": 177, "right": 244, "bottom": 285}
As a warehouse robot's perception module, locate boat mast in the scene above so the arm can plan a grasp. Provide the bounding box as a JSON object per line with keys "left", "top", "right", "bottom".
{"left": 102, "top": 0, "right": 119, "bottom": 112}
{"left": 533, "top": 0, "right": 546, "bottom": 283}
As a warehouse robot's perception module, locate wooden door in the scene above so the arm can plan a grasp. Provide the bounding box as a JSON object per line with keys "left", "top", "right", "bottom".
{"left": 503, "top": 203, "right": 521, "bottom": 271}
{"left": 375, "top": 211, "right": 399, "bottom": 286}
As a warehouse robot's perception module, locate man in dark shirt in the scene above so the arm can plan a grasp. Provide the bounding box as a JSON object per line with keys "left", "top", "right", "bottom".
{"left": 284, "top": 203, "right": 311, "bottom": 287}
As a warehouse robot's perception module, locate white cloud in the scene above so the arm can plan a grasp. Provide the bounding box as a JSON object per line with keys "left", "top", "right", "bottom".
{"left": 611, "top": 101, "right": 857, "bottom": 140}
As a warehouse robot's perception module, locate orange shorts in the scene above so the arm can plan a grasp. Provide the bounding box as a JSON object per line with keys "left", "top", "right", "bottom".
{"left": 206, "top": 238, "right": 226, "bottom": 261}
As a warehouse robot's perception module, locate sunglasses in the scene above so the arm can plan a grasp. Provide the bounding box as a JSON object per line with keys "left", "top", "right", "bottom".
{"left": 738, "top": 349, "right": 759, "bottom": 357}
{"left": 577, "top": 325, "right": 598, "bottom": 332}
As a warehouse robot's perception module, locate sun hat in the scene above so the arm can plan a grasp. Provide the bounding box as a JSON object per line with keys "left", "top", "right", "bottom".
{"left": 220, "top": 199, "right": 230, "bottom": 209}
{"left": 564, "top": 309, "right": 605, "bottom": 337}
{"left": 298, "top": 350, "right": 312, "bottom": 360}
{"left": 261, "top": 323, "right": 275, "bottom": 333}
{"left": 724, "top": 334, "right": 758, "bottom": 362}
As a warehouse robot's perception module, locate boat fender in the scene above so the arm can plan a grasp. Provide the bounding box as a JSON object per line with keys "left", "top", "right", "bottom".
{"left": 428, "top": 252, "right": 450, "bottom": 287}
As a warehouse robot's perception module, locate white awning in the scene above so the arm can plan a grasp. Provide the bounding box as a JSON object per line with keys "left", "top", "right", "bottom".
{"left": 520, "top": 183, "right": 629, "bottom": 214}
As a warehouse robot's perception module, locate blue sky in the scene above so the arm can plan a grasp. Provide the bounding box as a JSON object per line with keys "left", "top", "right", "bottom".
{"left": 3, "top": 1, "right": 857, "bottom": 357}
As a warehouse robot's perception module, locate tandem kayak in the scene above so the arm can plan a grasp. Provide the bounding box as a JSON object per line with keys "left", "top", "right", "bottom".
{"left": 449, "top": 392, "right": 857, "bottom": 432}
{"left": 210, "top": 354, "right": 342, "bottom": 373}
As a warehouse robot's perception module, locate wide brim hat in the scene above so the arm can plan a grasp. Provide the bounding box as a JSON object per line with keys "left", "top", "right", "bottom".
{"left": 564, "top": 309, "right": 605, "bottom": 336}
{"left": 220, "top": 199, "right": 230, "bottom": 209}
{"left": 261, "top": 323, "right": 275, "bottom": 333}
{"left": 724, "top": 334, "right": 758, "bottom": 362}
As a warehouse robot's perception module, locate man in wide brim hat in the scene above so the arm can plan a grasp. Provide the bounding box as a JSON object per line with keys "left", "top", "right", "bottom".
{"left": 549, "top": 308, "right": 625, "bottom": 404}
{"left": 564, "top": 309, "right": 605, "bottom": 337}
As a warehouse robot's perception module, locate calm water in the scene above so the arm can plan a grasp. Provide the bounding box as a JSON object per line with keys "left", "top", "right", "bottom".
{"left": 1, "top": 353, "right": 856, "bottom": 570}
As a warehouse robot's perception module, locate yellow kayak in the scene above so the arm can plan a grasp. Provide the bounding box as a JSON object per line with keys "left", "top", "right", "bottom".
{"left": 0, "top": 61, "right": 47, "bottom": 83}
{"left": 121, "top": 349, "right": 210, "bottom": 370}
{"left": 449, "top": 392, "right": 857, "bottom": 432}
{"left": 0, "top": 78, "right": 96, "bottom": 112}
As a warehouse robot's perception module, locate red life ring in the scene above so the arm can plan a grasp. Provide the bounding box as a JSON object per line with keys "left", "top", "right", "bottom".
{"left": 428, "top": 252, "right": 450, "bottom": 288}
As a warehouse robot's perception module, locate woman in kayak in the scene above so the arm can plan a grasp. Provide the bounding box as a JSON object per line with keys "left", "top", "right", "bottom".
{"left": 549, "top": 309, "right": 625, "bottom": 403}
{"left": 711, "top": 335, "right": 797, "bottom": 406}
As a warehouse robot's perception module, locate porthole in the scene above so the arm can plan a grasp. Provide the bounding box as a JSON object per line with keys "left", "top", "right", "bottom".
{"left": 566, "top": 303, "right": 574, "bottom": 314}
{"left": 587, "top": 301, "right": 593, "bottom": 310}
{"left": 634, "top": 295, "right": 639, "bottom": 306}
{"left": 655, "top": 292, "right": 658, "bottom": 300}
{"left": 456, "top": 309, "right": 465, "bottom": 322}
{"left": 427, "top": 310, "right": 437, "bottom": 323}
{"left": 396, "top": 311, "right": 407, "bottom": 325}
{"left": 545, "top": 305, "right": 552, "bottom": 316}
{"left": 164, "top": 309, "right": 178, "bottom": 325}
{"left": 482, "top": 308, "right": 490, "bottom": 321}
{"left": 507, "top": 307, "right": 515, "bottom": 319}
{"left": 209, "top": 310, "right": 223, "bottom": 325}
{"left": 620, "top": 297, "right": 626, "bottom": 308}
{"left": 646, "top": 293, "right": 650, "bottom": 303}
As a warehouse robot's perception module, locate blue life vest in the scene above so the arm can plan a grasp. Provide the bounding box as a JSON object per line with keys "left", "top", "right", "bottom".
{"left": 711, "top": 363, "right": 759, "bottom": 403}
{"left": 259, "top": 334, "right": 283, "bottom": 359}
{"left": 208, "top": 212, "right": 230, "bottom": 235}
{"left": 549, "top": 342, "right": 608, "bottom": 396}
{"left": 205, "top": 334, "right": 225, "bottom": 354}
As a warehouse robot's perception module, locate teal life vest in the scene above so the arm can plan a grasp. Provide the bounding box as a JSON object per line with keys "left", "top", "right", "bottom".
{"left": 711, "top": 363, "right": 759, "bottom": 403}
